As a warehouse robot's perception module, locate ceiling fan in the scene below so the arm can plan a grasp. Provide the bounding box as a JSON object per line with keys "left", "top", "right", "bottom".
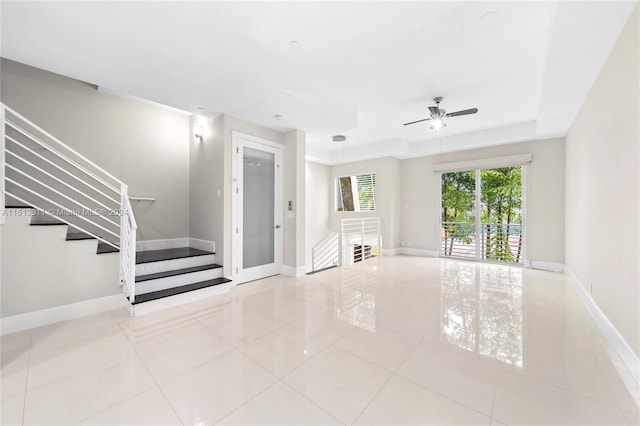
{"left": 403, "top": 97, "right": 478, "bottom": 129}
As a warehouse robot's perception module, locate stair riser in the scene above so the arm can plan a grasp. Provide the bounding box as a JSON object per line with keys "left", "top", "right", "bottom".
{"left": 136, "top": 268, "right": 223, "bottom": 295}
{"left": 135, "top": 254, "right": 216, "bottom": 276}
{"left": 132, "top": 282, "right": 232, "bottom": 316}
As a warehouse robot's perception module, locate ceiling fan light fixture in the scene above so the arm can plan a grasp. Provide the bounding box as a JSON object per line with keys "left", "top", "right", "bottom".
{"left": 431, "top": 118, "right": 445, "bottom": 130}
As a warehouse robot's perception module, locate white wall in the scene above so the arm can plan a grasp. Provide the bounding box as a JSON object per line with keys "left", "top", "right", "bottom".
{"left": 400, "top": 138, "right": 565, "bottom": 263}
{"left": 1, "top": 214, "right": 119, "bottom": 317}
{"left": 565, "top": 5, "right": 639, "bottom": 356}
{"left": 283, "top": 130, "right": 306, "bottom": 271}
{"left": 189, "top": 114, "right": 224, "bottom": 246}
{"left": 0, "top": 58, "right": 191, "bottom": 241}
{"left": 305, "top": 161, "right": 332, "bottom": 272}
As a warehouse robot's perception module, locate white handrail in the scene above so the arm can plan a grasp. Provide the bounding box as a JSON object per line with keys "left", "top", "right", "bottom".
{"left": 120, "top": 187, "right": 137, "bottom": 303}
{"left": 1, "top": 105, "right": 5, "bottom": 225}
{"left": 5, "top": 120, "right": 121, "bottom": 194}
{"left": 3, "top": 105, "right": 125, "bottom": 187}
{"left": 6, "top": 150, "right": 117, "bottom": 216}
{"left": 6, "top": 135, "right": 120, "bottom": 204}
{"left": 6, "top": 164, "right": 119, "bottom": 230}
{"left": 6, "top": 177, "right": 120, "bottom": 240}
{"left": 5, "top": 191, "right": 120, "bottom": 250}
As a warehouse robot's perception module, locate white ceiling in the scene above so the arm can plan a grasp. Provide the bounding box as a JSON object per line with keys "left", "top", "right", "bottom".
{"left": 1, "top": 1, "right": 637, "bottom": 164}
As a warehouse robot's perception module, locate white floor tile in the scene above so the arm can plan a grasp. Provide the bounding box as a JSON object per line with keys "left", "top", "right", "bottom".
{"left": 211, "top": 310, "right": 288, "bottom": 346}
{"left": 493, "top": 371, "right": 627, "bottom": 425}
{"left": 1, "top": 349, "right": 29, "bottom": 400}
{"left": 503, "top": 341, "right": 618, "bottom": 406}
{"left": 283, "top": 346, "right": 392, "bottom": 424}
{"left": 78, "top": 387, "right": 182, "bottom": 425}
{"left": 160, "top": 349, "right": 278, "bottom": 425}
{"left": 23, "top": 354, "right": 156, "bottom": 425}
{"left": 217, "top": 381, "right": 342, "bottom": 425}
{"left": 118, "top": 307, "right": 199, "bottom": 350}
{"left": 623, "top": 409, "right": 640, "bottom": 426}
{"left": 396, "top": 341, "right": 501, "bottom": 416}
{"left": 253, "top": 297, "right": 322, "bottom": 324}
{"left": 1, "top": 393, "right": 24, "bottom": 426}
{"left": 30, "top": 312, "right": 121, "bottom": 355}
{"left": 136, "top": 325, "right": 234, "bottom": 383}
{"left": 354, "top": 375, "right": 490, "bottom": 425}
{"left": 290, "top": 307, "right": 356, "bottom": 344}
{"left": 334, "top": 326, "right": 420, "bottom": 371}
{"left": 373, "top": 306, "right": 437, "bottom": 340}
{"left": 238, "top": 324, "right": 330, "bottom": 378}
{"left": 26, "top": 332, "right": 135, "bottom": 391}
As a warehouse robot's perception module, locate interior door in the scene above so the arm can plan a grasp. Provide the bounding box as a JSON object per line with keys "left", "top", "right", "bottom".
{"left": 232, "top": 133, "right": 283, "bottom": 283}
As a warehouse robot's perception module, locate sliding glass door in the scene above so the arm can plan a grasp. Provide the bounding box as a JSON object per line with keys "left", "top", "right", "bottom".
{"left": 441, "top": 166, "right": 523, "bottom": 264}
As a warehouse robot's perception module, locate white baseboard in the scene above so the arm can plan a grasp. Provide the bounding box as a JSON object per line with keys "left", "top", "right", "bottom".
{"left": 382, "top": 248, "right": 401, "bottom": 256}
{"left": 189, "top": 238, "right": 215, "bottom": 252}
{"left": 565, "top": 267, "right": 640, "bottom": 389}
{"left": 525, "top": 260, "right": 564, "bottom": 272}
{"left": 282, "top": 265, "right": 306, "bottom": 277}
{"left": 399, "top": 248, "right": 438, "bottom": 257}
{"left": 0, "top": 294, "right": 127, "bottom": 336}
{"left": 136, "top": 238, "right": 215, "bottom": 253}
{"left": 136, "top": 238, "right": 190, "bottom": 251}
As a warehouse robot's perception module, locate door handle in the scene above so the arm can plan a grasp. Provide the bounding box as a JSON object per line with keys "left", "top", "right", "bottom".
{"left": 275, "top": 225, "right": 281, "bottom": 229}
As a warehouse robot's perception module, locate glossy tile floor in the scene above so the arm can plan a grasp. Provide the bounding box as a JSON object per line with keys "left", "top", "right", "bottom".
{"left": 2, "top": 256, "right": 639, "bottom": 425}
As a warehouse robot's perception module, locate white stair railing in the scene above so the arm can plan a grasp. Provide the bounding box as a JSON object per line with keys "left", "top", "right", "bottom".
{"left": 310, "top": 218, "right": 382, "bottom": 273}
{"left": 311, "top": 225, "right": 340, "bottom": 272}
{"left": 1, "top": 103, "right": 138, "bottom": 303}
{"left": 340, "top": 217, "right": 382, "bottom": 266}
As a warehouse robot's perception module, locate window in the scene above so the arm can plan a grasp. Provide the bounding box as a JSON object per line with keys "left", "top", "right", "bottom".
{"left": 336, "top": 173, "right": 376, "bottom": 211}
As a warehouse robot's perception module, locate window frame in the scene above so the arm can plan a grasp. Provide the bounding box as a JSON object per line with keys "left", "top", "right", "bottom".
{"left": 334, "top": 172, "right": 377, "bottom": 212}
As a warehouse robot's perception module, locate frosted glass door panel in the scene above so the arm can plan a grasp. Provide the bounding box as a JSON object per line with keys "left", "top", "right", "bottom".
{"left": 243, "top": 147, "right": 275, "bottom": 269}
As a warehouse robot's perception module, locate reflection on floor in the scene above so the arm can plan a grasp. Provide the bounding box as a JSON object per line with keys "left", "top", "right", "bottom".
{"left": 1, "top": 256, "right": 638, "bottom": 425}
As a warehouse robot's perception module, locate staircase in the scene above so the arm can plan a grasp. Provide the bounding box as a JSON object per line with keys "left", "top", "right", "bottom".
{"left": 1, "top": 103, "right": 231, "bottom": 318}
{"left": 4, "top": 202, "right": 231, "bottom": 315}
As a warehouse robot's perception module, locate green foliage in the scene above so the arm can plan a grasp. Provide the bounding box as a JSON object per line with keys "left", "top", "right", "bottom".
{"left": 442, "top": 167, "right": 523, "bottom": 262}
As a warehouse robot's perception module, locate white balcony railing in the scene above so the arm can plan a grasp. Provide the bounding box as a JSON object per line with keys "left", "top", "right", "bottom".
{"left": 441, "top": 221, "right": 523, "bottom": 263}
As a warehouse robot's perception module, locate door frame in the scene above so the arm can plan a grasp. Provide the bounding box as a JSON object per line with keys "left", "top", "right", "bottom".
{"left": 437, "top": 162, "right": 528, "bottom": 265}
{"left": 231, "top": 131, "right": 283, "bottom": 283}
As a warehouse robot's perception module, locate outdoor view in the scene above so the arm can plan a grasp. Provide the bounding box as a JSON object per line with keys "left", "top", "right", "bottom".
{"left": 441, "top": 166, "right": 523, "bottom": 263}
{"left": 336, "top": 173, "right": 376, "bottom": 212}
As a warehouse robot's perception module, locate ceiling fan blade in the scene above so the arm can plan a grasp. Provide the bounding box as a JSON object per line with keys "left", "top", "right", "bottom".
{"left": 403, "top": 117, "right": 432, "bottom": 126}
{"left": 428, "top": 106, "right": 440, "bottom": 116}
{"left": 445, "top": 108, "right": 478, "bottom": 118}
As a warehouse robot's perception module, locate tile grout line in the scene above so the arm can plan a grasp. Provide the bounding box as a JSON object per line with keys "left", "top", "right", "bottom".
{"left": 70, "top": 316, "right": 160, "bottom": 425}
{"left": 350, "top": 332, "right": 426, "bottom": 424}
{"left": 395, "top": 370, "right": 495, "bottom": 420}
{"left": 20, "top": 330, "right": 34, "bottom": 426}
{"left": 114, "top": 309, "right": 188, "bottom": 424}
{"left": 489, "top": 364, "right": 505, "bottom": 424}
{"left": 509, "top": 369, "right": 629, "bottom": 410}
{"left": 277, "top": 378, "right": 346, "bottom": 426}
